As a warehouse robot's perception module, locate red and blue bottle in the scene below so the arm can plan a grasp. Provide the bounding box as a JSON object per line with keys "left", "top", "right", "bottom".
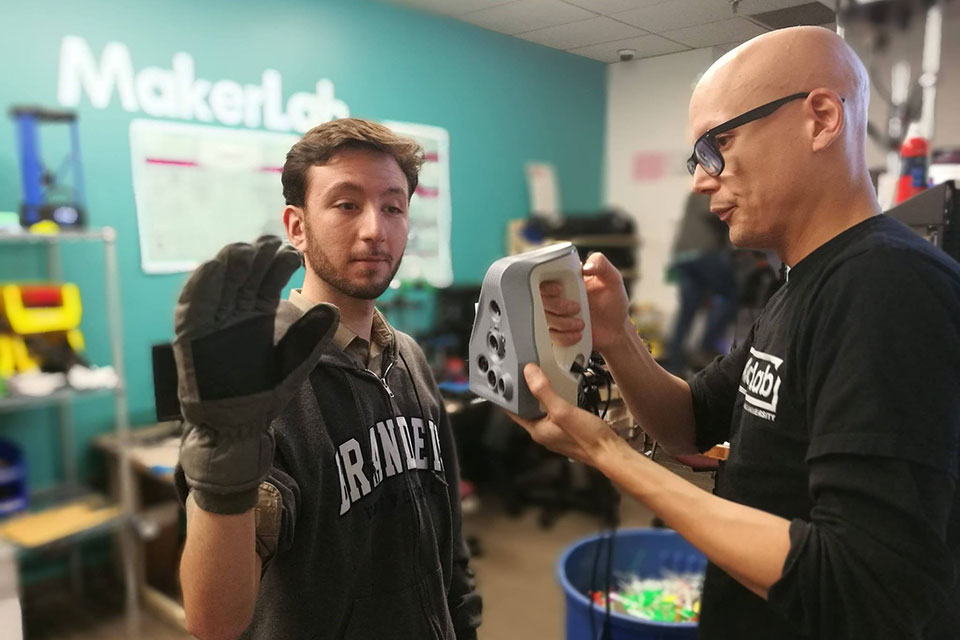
{"left": 895, "top": 123, "right": 929, "bottom": 204}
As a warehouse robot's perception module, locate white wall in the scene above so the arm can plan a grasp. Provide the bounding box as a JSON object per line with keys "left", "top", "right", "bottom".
{"left": 604, "top": 14, "right": 960, "bottom": 324}
{"left": 604, "top": 48, "right": 715, "bottom": 321}
{"left": 861, "top": 12, "right": 960, "bottom": 170}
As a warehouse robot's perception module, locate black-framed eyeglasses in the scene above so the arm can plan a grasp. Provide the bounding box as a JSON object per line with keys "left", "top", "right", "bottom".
{"left": 686, "top": 92, "right": 811, "bottom": 177}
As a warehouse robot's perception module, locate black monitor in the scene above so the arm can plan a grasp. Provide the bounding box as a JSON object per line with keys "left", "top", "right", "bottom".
{"left": 885, "top": 180, "right": 959, "bottom": 261}
{"left": 152, "top": 343, "right": 182, "bottom": 422}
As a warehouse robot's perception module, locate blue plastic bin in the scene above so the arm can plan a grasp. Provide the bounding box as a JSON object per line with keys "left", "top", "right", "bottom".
{"left": 558, "top": 528, "right": 707, "bottom": 640}
{"left": 0, "top": 439, "right": 28, "bottom": 516}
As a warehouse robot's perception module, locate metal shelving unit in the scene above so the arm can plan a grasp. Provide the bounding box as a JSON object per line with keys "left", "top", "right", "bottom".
{"left": 507, "top": 219, "right": 642, "bottom": 283}
{"left": 0, "top": 227, "right": 141, "bottom": 638}
{"left": 0, "top": 386, "right": 116, "bottom": 413}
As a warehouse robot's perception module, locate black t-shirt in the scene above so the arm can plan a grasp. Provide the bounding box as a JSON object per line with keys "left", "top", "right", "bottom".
{"left": 689, "top": 215, "right": 960, "bottom": 640}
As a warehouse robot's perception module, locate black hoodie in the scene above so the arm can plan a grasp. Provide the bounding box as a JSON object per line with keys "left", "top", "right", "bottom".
{"left": 179, "top": 300, "right": 482, "bottom": 639}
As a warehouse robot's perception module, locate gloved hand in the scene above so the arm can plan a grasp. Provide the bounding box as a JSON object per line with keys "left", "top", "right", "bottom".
{"left": 174, "top": 236, "right": 338, "bottom": 514}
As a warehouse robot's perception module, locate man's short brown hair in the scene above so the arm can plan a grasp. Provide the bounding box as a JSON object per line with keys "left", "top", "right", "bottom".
{"left": 282, "top": 118, "right": 424, "bottom": 206}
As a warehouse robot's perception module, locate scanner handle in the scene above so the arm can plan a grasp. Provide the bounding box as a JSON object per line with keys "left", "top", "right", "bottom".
{"left": 529, "top": 248, "right": 593, "bottom": 406}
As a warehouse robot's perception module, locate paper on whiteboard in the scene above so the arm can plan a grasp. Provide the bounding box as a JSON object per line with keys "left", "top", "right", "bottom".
{"left": 525, "top": 162, "right": 561, "bottom": 222}
{"left": 130, "top": 119, "right": 297, "bottom": 274}
{"left": 383, "top": 121, "right": 454, "bottom": 288}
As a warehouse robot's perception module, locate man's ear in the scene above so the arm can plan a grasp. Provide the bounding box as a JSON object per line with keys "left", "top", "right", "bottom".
{"left": 807, "top": 89, "right": 845, "bottom": 153}
{"left": 283, "top": 206, "right": 307, "bottom": 252}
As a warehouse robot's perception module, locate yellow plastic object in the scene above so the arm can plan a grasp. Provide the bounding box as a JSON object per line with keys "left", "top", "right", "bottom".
{"left": 66, "top": 328, "right": 85, "bottom": 352}
{"left": 0, "top": 498, "right": 121, "bottom": 548}
{"left": 28, "top": 220, "right": 60, "bottom": 235}
{"left": 0, "top": 335, "right": 14, "bottom": 377}
{"left": 1, "top": 283, "right": 83, "bottom": 334}
{"left": 10, "top": 336, "right": 39, "bottom": 373}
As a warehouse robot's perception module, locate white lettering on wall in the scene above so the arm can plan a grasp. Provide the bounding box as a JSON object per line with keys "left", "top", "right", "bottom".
{"left": 57, "top": 35, "right": 350, "bottom": 133}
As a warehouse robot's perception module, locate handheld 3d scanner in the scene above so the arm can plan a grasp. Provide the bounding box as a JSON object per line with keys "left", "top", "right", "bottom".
{"left": 469, "top": 242, "right": 592, "bottom": 419}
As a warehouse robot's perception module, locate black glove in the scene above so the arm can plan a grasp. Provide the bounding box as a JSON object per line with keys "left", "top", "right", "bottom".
{"left": 174, "top": 236, "right": 338, "bottom": 514}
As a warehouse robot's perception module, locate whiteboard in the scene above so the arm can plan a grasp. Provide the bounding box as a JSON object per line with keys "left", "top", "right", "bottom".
{"left": 382, "top": 121, "right": 454, "bottom": 288}
{"left": 130, "top": 119, "right": 297, "bottom": 274}
{"left": 130, "top": 119, "right": 454, "bottom": 287}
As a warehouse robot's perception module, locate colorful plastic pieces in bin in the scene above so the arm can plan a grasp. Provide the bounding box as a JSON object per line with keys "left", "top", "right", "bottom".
{"left": 590, "top": 570, "right": 703, "bottom": 623}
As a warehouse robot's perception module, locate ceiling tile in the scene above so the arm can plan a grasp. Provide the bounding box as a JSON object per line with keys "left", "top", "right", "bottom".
{"left": 386, "top": 0, "right": 518, "bottom": 17}
{"left": 460, "top": 0, "right": 596, "bottom": 35}
{"left": 613, "top": 0, "right": 737, "bottom": 33}
{"left": 559, "top": 0, "right": 667, "bottom": 14}
{"left": 570, "top": 33, "right": 689, "bottom": 62}
{"left": 712, "top": 42, "right": 739, "bottom": 57}
{"left": 749, "top": 2, "right": 835, "bottom": 28}
{"left": 736, "top": 0, "right": 823, "bottom": 12}
{"left": 661, "top": 17, "right": 768, "bottom": 47}
{"left": 518, "top": 16, "right": 648, "bottom": 48}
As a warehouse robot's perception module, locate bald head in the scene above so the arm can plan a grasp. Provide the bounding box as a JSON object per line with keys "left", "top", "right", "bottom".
{"left": 691, "top": 26, "right": 869, "bottom": 150}
{"left": 687, "top": 26, "right": 879, "bottom": 265}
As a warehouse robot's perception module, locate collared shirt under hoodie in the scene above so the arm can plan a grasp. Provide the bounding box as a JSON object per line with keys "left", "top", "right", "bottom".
{"left": 287, "top": 289, "right": 392, "bottom": 374}
{"left": 689, "top": 214, "right": 960, "bottom": 640}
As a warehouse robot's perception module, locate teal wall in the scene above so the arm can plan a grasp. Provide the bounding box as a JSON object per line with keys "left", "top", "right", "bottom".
{"left": 0, "top": 0, "right": 606, "bottom": 488}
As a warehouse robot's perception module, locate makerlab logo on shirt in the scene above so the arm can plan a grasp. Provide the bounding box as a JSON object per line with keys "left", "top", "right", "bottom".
{"left": 738, "top": 348, "right": 783, "bottom": 421}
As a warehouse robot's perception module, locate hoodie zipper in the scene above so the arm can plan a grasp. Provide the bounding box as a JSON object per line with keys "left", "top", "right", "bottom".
{"left": 362, "top": 357, "right": 440, "bottom": 638}
{"left": 366, "top": 360, "right": 396, "bottom": 398}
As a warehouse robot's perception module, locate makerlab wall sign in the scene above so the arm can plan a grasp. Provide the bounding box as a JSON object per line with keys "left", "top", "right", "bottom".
{"left": 56, "top": 35, "right": 351, "bottom": 133}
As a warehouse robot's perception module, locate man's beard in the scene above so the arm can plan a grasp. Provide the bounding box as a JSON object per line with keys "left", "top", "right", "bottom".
{"left": 302, "top": 233, "right": 402, "bottom": 300}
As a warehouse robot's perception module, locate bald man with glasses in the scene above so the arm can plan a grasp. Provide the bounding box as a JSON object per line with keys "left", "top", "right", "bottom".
{"left": 516, "top": 26, "right": 960, "bottom": 640}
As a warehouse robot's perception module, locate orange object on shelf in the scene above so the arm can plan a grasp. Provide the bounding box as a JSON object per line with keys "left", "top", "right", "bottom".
{"left": 895, "top": 123, "right": 930, "bottom": 205}
{"left": 704, "top": 444, "right": 730, "bottom": 461}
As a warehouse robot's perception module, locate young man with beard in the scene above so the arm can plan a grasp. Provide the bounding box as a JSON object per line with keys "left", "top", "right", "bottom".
{"left": 173, "top": 119, "right": 481, "bottom": 640}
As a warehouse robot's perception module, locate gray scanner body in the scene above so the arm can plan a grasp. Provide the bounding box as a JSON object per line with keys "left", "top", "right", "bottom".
{"left": 469, "top": 242, "right": 592, "bottom": 419}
